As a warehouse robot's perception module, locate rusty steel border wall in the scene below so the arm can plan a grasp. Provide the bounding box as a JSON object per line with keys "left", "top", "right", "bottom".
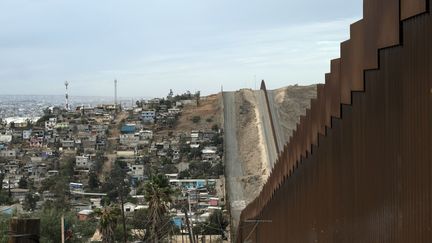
{"left": 237, "top": 0, "right": 431, "bottom": 242}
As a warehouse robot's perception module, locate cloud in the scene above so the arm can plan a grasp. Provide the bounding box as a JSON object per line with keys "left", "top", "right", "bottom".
{"left": 0, "top": 0, "right": 361, "bottom": 97}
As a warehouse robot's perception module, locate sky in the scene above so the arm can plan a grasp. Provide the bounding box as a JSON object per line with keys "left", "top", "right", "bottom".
{"left": 0, "top": 0, "right": 362, "bottom": 98}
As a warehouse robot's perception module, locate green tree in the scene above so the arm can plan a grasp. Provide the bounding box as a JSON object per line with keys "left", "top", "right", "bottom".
{"left": 93, "top": 206, "right": 121, "bottom": 243}
{"left": 60, "top": 156, "right": 75, "bottom": 179}
{"left": 188, "top": 161, "right": 212, "bottom": 178}
{"left": 0, "top": 173, "right": 4, "bottom": 191}
{"left": 194, "top": 91, "right": 201, "bottom": 106}
{"left": 211, "top": 124, "right": 219, "bottom": 131}
{"left": 18, "top": 177, "right": 28, "bottom": 189}
{"left": 205, "top": 210, "right": 229, "bottom": 239}
{"left": 101, "top": 160, "right": 130, "bottom": 203}
{"left": 161, "top": 164, "right": 179, "bottom": 174}
{"left": 178, "top": 170, "right": 191, "bottom": 179}
{"left": 88, "top": 171, "right": 100, "bottom": 191}
{"left": 0, "top": 214, "right": 11, "bottom": 243}
{"left": 39, "top": 176, "right": 70, "bottom": 211}
{"left": 94, "top": 152, "right": 106, "bottom": 174}
{"left": 129, "top": 209, "right": 149, "bottom": 240}
{"left": 191, "top": 116, "right": 201, "bottom": 124}
{"left": 23, "top": 193, "right": 39, "bottom": 211}
{"left": 144, "top": 174, "right": 174, "bottom": 242}
{"left": 36, "top": 208, "right": 68, "bottom": 243}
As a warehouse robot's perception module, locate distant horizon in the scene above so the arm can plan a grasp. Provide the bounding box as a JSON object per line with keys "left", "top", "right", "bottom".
{"left": 0, "top": 82, "right": 318, "bottom": 99}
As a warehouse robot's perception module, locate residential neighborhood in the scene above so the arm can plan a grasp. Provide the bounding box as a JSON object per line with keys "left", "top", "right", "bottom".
{"left": 0, "top": 91, "right": 228, "bottom": 242}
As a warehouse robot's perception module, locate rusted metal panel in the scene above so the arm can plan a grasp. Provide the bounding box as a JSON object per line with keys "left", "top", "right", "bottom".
{"left": 324, "top": 73, "right": 332, "bottom": 128}
{"left": 339, "top": 40, "right": 353, "bottom": 104}
{"left": 401, "top": 0, "right": 427, "bottom": 20}
{"left": 310, "top": 98, "right": 319, "bottom": 146}
{"left": 363, "top": 0, "right": 400, "bottom": 67}
{"left": 330, "top": 58, "right": 341, "bottom": 119}
{"left": 237, "top": 1, "right": 432, "bottom": 242}
{"left": 317, "top": 84, "right": 326, "bottom": 135}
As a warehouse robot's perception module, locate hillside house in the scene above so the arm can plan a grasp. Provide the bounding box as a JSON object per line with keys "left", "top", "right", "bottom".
{"left": 201, "top": 147, "right": 219, "bottom": 161}
{"left": 120, "top": 134, "right": 140, "bottom": 147}
{"left": 0, "top": 134, "right": 12, "bottom": 144}
{"left": 29, "top": 136, "right": 44, "bottom": 148}
{"left": 128, "top": 164, "right": 144, "bottom": 180}
{"left": 22, "top": 130, "right": 32, "bottom": 140}
{"left": 0, "top": 149, "right": 16, "bottom": 158}
{"left": 61, "top": 139, "right": 75, "bottom": 150}
{"left": 141, "top": 110, "right": 156, "bottom": 124}
{"left": 75, "top": 155, "right": 93, "bottom": 170}
{"left": 121, "top": 124, "right": 136, "bottom": 134}
{"left": 45, "top": 118, "right": 57, "bottom": 131}
{"left": 139, "top": 130, "right": 153, "bottom": 140}
{"left": 168, "top": 108, "right": 181, "bottom": 114}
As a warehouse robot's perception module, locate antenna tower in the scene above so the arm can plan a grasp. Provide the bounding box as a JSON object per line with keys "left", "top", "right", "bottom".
{"left": 114, "top": 79, "right": 118, "bottom": 108}
{"left": 64, "top": 81, "right": 70, "bottom": 111}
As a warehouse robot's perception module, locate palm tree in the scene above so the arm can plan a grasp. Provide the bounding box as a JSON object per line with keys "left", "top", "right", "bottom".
{"left": 144, "top": 174, "right": 174, "bottom": 242}
{"left": 93, "top": 206, "right": 121, "bottom": 243}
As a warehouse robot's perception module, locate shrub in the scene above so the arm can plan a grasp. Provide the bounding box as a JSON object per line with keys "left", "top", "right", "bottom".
{"left": 192, "top": 116, "right": 201, "bottom": 123}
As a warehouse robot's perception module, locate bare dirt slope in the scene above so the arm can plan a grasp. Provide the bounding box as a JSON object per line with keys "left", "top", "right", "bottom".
{"left": 224, "top": 85, "right": 317, "bottom": 237}
{"left": 235, "top": 90, "right": 269, "bottom": 201}
{"left": 268, "top": 85, "right": 317, "bottom": 151}
{"left": 175, "top": 94, "right": 222, "bottom": 133}
{"left": 223, "top": 89, "right": 270, "bottom": 234}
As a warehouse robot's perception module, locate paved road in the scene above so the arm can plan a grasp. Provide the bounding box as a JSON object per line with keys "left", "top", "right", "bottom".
{"left": 255, "top": 90, "right": 278, "bottom": 169}
{"left": 223, "top": 92, "right": 246, "bottom": 231}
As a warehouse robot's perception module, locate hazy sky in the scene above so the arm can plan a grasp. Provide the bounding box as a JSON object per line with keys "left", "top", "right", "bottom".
{"left": 0, "top": 0, "right": 362, "bottom": 98}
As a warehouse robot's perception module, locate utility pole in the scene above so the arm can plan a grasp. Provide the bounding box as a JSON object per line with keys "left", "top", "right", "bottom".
{"left": 183, "top": 208, "right": 194, "bottom": 243}
{"left": 114, "top": 79, "right": 118, "bottom": 110}
{"left": 61, "top": 215, "right": 65, "bottom": 243}
{"left": 119, "top": 180, "right": 127, "bottom": 243}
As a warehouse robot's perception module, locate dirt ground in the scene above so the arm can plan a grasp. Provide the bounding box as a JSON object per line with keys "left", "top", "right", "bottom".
{"left": 229, "top": 85, "right": 317, "bottom": 204}
{"left": 160, "top": 94, "right": 222, "bottom": 137}
{"left": 235, "top": 89, "right": 269, "bottom": 203}
{"left": 271, "top": 85, "right": 317, "bottom": 144}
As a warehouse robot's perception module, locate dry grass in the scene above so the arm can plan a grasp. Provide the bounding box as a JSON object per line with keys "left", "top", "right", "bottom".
{"left": 175, "top": 93, "right": 222, "bottom": 133}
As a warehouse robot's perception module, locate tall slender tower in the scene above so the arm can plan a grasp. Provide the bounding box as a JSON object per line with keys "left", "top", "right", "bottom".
{"left": 64, "top": 81, "right": 70, "bottom": 111}
{"left": 114, "top": 79, "right": 118, "bottom": 108}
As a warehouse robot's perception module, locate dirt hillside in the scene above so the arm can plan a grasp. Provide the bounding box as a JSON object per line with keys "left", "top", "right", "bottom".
{"left": 176, "top": 94, "right": 222, "bottom": 133}
{"left": 235, "top": 89, "right": 269, "bottom": 203}
{"left": 270, "top": 85, "right": 317, "bottom": 145}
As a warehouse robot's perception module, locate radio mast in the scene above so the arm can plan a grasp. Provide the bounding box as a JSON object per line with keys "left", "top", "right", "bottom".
{"left": 64, "top": 81, "right": 70, "bottom": 111}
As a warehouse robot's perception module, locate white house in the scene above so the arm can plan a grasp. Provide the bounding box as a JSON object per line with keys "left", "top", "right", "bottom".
{"left": 75, "top": 155, "right": 93, "bottom": 170}
{"left": 123, "top": 202, "right": 137, "bottom": 213}
{"left": 141, "top": 110, "right": 156, "bottom": 123}
{"left": 0, "top": 150, "right": 16, "bottom": 158}
{"left": 201, "top": 146, "right": 219, "bottom": 161}
{"left": 139, "top": 130, "right": 153, "bottom": 140}
{"left": 45, "top": 118, "right": 57, "bottom": 131}
{"left": 168, "top": 108, "right": 181, "bottom": 114}
{"left": 0, "top": 134, "right": 12, "bottom": 144}
{"left": 129, "top": 164, "right": 144, "bottom": 179}
{"left": 120, "top": 134, "right": 140, "bottom": 146}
